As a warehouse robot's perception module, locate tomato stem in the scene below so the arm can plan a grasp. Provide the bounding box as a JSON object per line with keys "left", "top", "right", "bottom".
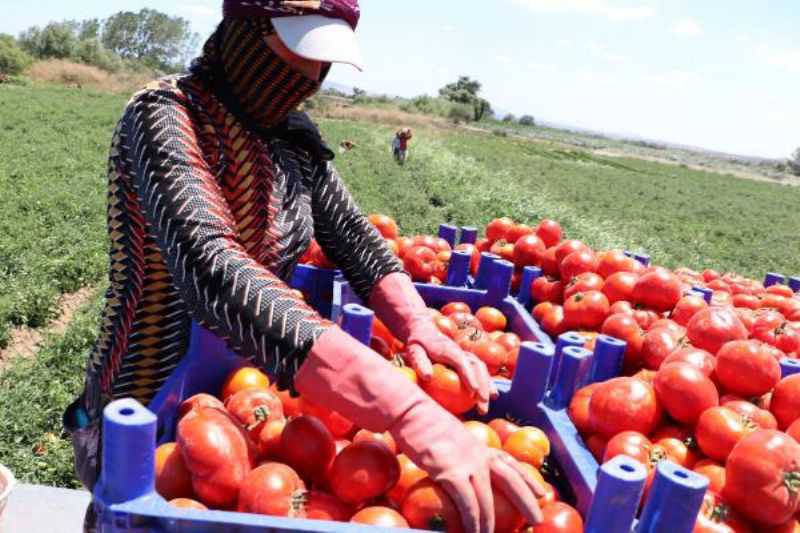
{"left": 784, "top": 470, "right": 800, "bottom": 495}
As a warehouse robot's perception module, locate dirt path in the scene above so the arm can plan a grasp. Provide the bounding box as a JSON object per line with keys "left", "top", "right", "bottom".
{"left": 0, "top": 287, "right": 96, "bottom": 372}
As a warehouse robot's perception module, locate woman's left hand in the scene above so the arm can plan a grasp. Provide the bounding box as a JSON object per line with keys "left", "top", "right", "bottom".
{"left": 404, "top": 316, "right": 498, "bottom": 414}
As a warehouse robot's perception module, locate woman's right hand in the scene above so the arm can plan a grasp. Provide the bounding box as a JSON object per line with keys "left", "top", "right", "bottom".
{"left": 389, "top": 394, "right": 545, "bottom": 533}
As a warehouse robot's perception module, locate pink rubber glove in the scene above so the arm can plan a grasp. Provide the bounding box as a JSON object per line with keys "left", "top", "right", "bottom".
{"left": 295, "top": 326, "right": 544, "bottom": 533}
{"left": 369, "top": 272, "right": 497, "bottom": 414}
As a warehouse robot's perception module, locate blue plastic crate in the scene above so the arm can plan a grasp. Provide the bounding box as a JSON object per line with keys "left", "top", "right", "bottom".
{"left": 289, "top": 264, "right": 341, "bottom": 319}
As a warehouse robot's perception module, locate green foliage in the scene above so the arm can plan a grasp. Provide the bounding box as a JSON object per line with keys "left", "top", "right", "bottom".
{"left": 473, "top": 97, "right": 493, "bottom": 122}
{"left": 447, "top": 103, "right": 474, "bottom": 124}
{"left": 75, "top": 38, "right": 124, "bottom": 72}
{"left": 519, "top": 115, "right": 536, "bottom": 126}
{"left": 102, "top": 9, "right": 199, "bottom": 72}
{"left": 0, "top": 294, "right": 102, "bottom": 488}
{"left": 503, "top": 113, "right": 516, "bottom": 123}
{"left": 439, "top": 76, "right": 494, "bottom": 123}
{"left": 0, "top": 85, "right": 116, "bottom": 347}
{"left": 19, "top": 22, "right": 80, "bottom": 59}
{"left": 0, "top": 36, "right": 33, "bottom": 75}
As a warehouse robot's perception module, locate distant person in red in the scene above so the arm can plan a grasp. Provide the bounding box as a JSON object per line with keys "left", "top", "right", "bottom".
{"left": 393, "top": 126, "right": 413, "bottom": 164}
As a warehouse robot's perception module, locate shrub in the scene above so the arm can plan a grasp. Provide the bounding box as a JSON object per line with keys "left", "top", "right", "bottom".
{"left": 75, "top": 39, "right": 123, "bottom": 72}
{"left": 790, "top": 148, "right": 800, "bottom": 177}
{"left": 448, "top": 103, "right": 473, "bottom": 124}
{"left": 503, "top": 113, "right": 516, "bottom": 122}
{"left": 519, "top": 115, "right": 536, "bottom": 126}
{"left": 0, "top": 38, "right": 34, "bottom": 75}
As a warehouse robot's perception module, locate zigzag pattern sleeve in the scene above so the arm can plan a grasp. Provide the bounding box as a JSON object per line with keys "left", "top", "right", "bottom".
{"left": 312, "top": 164, "right": 405, "bottom": 301}
{"left": 126, "top": 89, "right": 332, "bottom": 391}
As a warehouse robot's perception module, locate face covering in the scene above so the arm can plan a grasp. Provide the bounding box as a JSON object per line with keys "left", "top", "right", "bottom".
{"left": 199, "top": 17, "right": 328, "bottom": 128}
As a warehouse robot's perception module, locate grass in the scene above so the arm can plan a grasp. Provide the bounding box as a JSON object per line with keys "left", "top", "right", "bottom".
{"left": 0, "top": 83, "right": 798, "bottom": 488}
{"left": 0, "top": 83, "right": 122, "bottom": 347}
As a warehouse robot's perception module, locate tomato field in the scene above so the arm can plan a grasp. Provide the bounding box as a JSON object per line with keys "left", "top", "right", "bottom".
{"left": 1, "top": 82, "right": 800, "bottom": 531}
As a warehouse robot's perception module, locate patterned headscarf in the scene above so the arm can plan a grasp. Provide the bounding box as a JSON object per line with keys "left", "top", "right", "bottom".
{"left": 222, "top": 0, "right": 360, "bottom": 30}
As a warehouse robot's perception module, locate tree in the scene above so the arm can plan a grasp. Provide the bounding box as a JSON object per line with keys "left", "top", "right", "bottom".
{"left": 0, "top": 34, "right": 33, "bottom": 75}
{"left": 102, "top": 9, "right": 198, "bottom": 71}
{"left": 19, "top": 22, "right": 79, "bottom": 59}
{"left": 439, "top": 76, "right": 494, "bottom": 122}
{"left": 352, "top": 87, "right": 366, "bottom": 98}
{"left": 519, "top": 115, "right": 536, "bottom": 126}
{"left": 790, "top": 148, "right": 800, "bottom": 176}
{"left": 503, "top": 113, "right": 516, "bottom": 122}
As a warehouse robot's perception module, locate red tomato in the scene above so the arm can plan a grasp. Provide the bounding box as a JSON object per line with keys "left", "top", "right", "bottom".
{"left": 329, "top": 441, "right": 400, "bottom": 504}
{"left": 224, "top": 388, "right": 284, "bottom": 441}
{"left": 490, "top": 240, "right": 515, "bottom": 262}
{"left": 563, "top": 290, "right": 610, "bottom": 331}
{"left": 724, "top": 400, "right": 778, "bottom": 430}
{"left": 716, "top": 340, "right": 781, "bottom": 397}
{"left": 533, "top": 301, "right": 555, "bottom": 323}
{"left": 220, "top": 365, "right": 270, "bottom": 401}
{"left": 586, "top": 434, "right": 608, "bottom": 462}
{"left": 540, "top": 247, "right": 560, "bottom": 277}
{"left": 475, "top": 306, "right": 508, "bottom": 332}
{"left": 754, "top": 316, "right": 800, "bottom": 354}
{"left": 610, "top": 300, "right": 635, "bottom": 315}
{"left": 662, "top": 347, "right": 716, "bottom": 378}
{"left": 496, "top": 332, "right": 522, "bottom": 355}
{"left": 694, "top": 459, "right": 727, "bottom": 495}
{"left": 433, "top": 314, "right": 458, "bottom": 339}
{"left": 177, "top": 407, "right": 255, "bottom": 507}
{"left": 632, "top": 271, "right": 683, "bottom": 313}
{"left": 541, "top": 305, "right": 567, "bottom": 337}
{"left": 687, "top": 308, "right": 749, "bottom": 355}
{"left": 554, "top": 240, "right": 590, "bottom": 266}
{"left": 421, "top": 364, "right": 477, "bottom": 414}
{"left": 513, "top": 234, "right": 546, "bottom": 268}
{"left": 396, "top": 236, "right": 415, "bottom": 258}
{"left": 532, "top": 501, "right": 584, "bottom": 533}
{"left": 532, "top": 276, "right": 565, "bottom": 304}
{"left": 695, "top": 406, "right": 757, "bottom": 463}
{"left": 564, "top": 272, "right": 604, "bottom": 301}
{"left": 387, "top": 454, "right": 428, "bottom": 507}
{"left": 589, "top": 377, "right": 662, "bottom": 439}
{"left": 352, "top": 429, "right": 398, "bottom": 455}
{"left": 787, "top": 419, "right": 800, "bottom": 442}
{"left": 641, "top": 326, "right": 684, "bottom": 370}
{"left": 634, "top": 309, "right": 660, "bottom": 330}
{"left": 560, "top": 250, "right": 599, "bottom": 282}
{"left": 671, "top": 295, "right": 709, "bottom": 327}
{"left": 404, "top": 246, "right": 438, "bottom": 282}
{"left": 603, "top": 431, "right": 653, "bottom": 464}
{"left": 651, "top": 426, "right": 701, "bottom": 469}
{"left": 402, "top": 479, "right": 464, "bottom": 533}
{"left": 602, "top": 272, "right": 640, "bottom": 304}
{"left": 300, "top": 490, "right": 353, "bottom": 521}
{"left": 568, "top": 383, "right": 600, "bottom": 435}
{"left": 596, "top": 250, "right": 641, "bottom": 279}
{"left": 280, "top": 415, "right": 336, "bottom": 483}
{"left": 155, "top": 442, "right": 194, "bottom": 501}
{"left": 472, "top": 339, "right": 509, "bottom": 376}
{"left": 503, "top": 427, "right": 550, "bottom": 468}
{"left": 724, "top": 430, "right": 800, "bottom": 526}
{"left": 601, "top": 313, "right": 645, "bottom": 369}
{"left": 734, "top": 293, "right": 761, "bottom": 309}
{"left": 441, "top": 302, "right": 471, "bottom": 316}
{"left": 300, "top": 398, "right": 355, "bottom": 439}
{"left": 489, "top": 419, "right": 521, "bottom": 445}
{"left": 770, "top": 375, "right": 800, "bottom": 430}
{"left": 177, "top": 393, "right": 225, "bottom": 421}
{"left": 237, "top": 463, "right": 305, "bottom": 516}
{"left": 694, "top": 491, "right": 753, "bottom": 533}
{"left": 703, "top": 269, "right": 721, "bottom": 282}
{"left": 507, "top": 223, "right": 535, "bottom": 243}
{"left": 768, "top": 285, "right": 796, "bottom": 298}
{"left": 654, "top": 363, "right": 719, "bottom": 424}
{"left": 487, "top": 217, "right": 515, "bottom": 243}
{"left": 351, "top": 506, "right": 409, "bottom": 527}
{"left": 494, "top": 486, "right": 526, "bottom": 533}
{"left": 256, "top": 418, "right": 286, "bottom": 460}
{"left": 368, "top": 214, "right": 399, "bottom": 239}
{"left": 535, "top": 219, "right": 563, "bottom": 248}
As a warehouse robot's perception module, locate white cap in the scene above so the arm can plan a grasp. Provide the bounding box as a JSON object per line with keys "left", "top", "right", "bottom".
{"left": 273, "top": 14, "right": 363, "bottom": 71}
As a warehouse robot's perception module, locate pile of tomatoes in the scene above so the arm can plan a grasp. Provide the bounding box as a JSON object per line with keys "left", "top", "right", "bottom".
{"left": 154, "top": 364, "right": 584, "bottom": 532}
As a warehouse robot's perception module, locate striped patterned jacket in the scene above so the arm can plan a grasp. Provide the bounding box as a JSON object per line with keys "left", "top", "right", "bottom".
{"left": 79, "top": 75, "right": 402, "bottom": 417}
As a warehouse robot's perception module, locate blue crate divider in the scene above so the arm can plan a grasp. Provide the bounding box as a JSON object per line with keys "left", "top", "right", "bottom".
{"left": 790, "top": 276, "right": 800, "bottom": 293}
{"left": 459, "top": 226, "right": 478, "bottom": 245}
{"left": 289, "top": 264, "right": 341, "bottom": 319}
{"left": 764, "top": 272, "right": 787, "bottom": 287}
{"left": 516, "top": 266, "right": 543, "bottom": 309}
{"left": 437, "top": 223, "right": 458, "bottom": 248}
{"left": 781, "top": 358, "right": 800, "bottom": 378}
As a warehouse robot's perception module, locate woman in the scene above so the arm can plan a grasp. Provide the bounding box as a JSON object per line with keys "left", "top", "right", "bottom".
{"left": 393, "top": 126, "right": 413, "bottom": 164}
{"left": 65, "top": 1, "right": 543, "bottom": 531}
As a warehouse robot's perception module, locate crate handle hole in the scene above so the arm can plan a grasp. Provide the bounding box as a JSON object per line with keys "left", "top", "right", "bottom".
{"left": 674, "top": 470, "right": 689, "bottom": 479}
{"left": 620, "top": 464, "right": 636, "bottom": 473}
{"left": 119, "top": 407, "right": 136, "bottom": 416}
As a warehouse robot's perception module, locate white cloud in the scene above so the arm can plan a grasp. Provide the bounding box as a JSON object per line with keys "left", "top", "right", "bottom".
{"left": 654, "top": 70, "right": 700, "bottom": 85}
{"left": 557, "top": 39, "right": 573, "bottom": 47}
{"left": 528, "top": 62, "right": 557, "bottom": 71}
{"left": 509, "top": 0, "right": 656, "bottom": 21}
{"left": 443, "top": 25, "right": 457, "bottom": 32}
{"left": 672, "top": 18, "right": 703, "bottom": 36}
{"left": 496, "top": 55, "right": 514, "bottom": 65}
{"left": 759, "top": 45, "right": 800, "bottom": 73}
{"left": 590, "top": 43, "right": 628, "bottom": 63}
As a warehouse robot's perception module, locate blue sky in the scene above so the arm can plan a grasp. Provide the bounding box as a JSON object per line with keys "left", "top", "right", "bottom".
{"left": 3, "top": 0, "right": 799, "bottom": 158}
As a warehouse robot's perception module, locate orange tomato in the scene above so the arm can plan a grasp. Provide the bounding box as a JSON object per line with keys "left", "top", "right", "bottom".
{"left": 475, "top": 306, "right": 508, "bottom": 333}
{"left": 368, "top": 214, "right": 399, "bottom": 240}
{"left": 387, "top": 454, "right": 428, "bottom": 507}
{"left": 168, "top": 497, "right": 207, "bottom": 510}
{"left": 220, "top": 366, "right": 270, "bottom": 401}
{"left": 463, "top": 421, "right": 502, "bottom": 449}
{"left": 269, "top": 384, "right": 302, "bottom": 418}
{"left": 503, "top": 427, "right": 550, "bottom": 468}
{"left": 396, "top": 365, "right": 418, "bottom": 384}
{"left": 155, "top": 442, "right": 194, "bottom": 501}
{"left": 420, "top": 364, "right": 477, "bottom": 415}
{"left": 488, "top": 419, "right": 520, "bottom": 445}
{"left": 255, "top": 418, "right": 286, "bottom": 460}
